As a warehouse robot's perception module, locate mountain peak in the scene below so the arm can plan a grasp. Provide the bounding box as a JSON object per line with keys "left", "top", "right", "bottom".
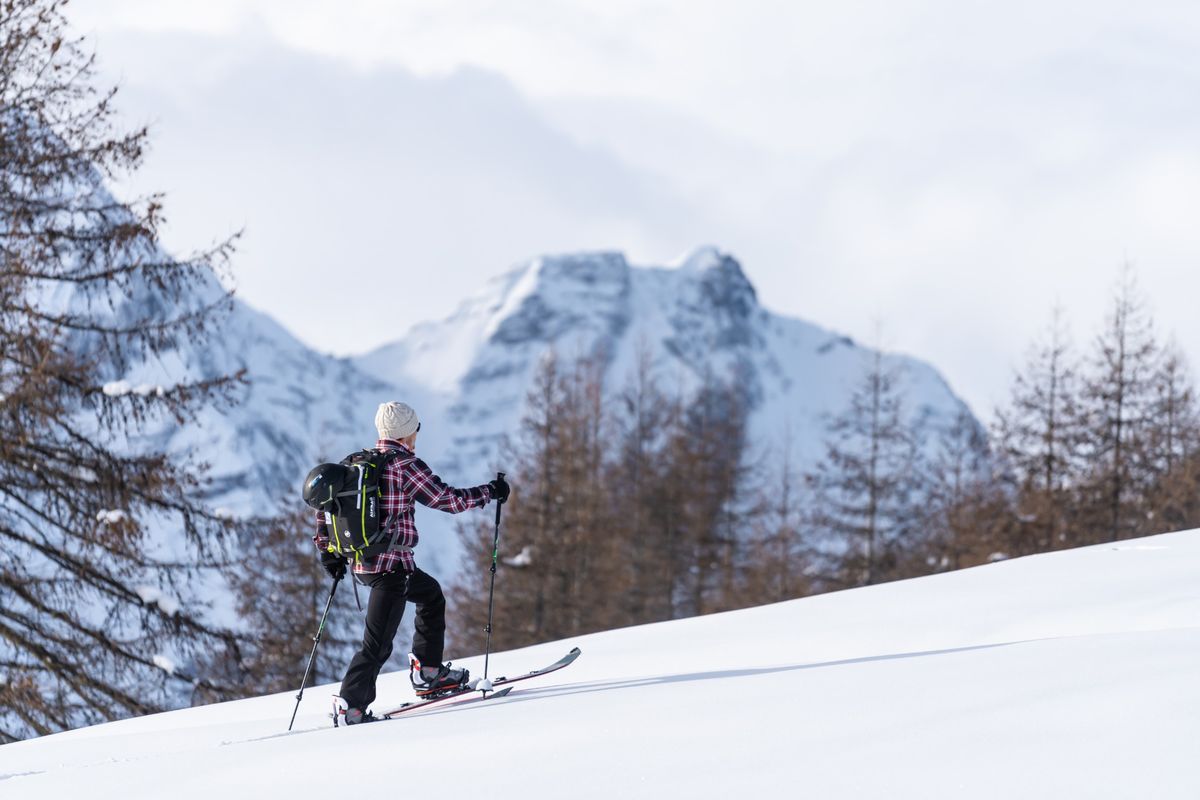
{"left": 535, "top": 250, "right": 630, "bottom": 281}
{"left": 358, "top": 246, "right": 974, "bottom": 503}
{"left": 673, "top": 244, "right": 725, "bottom": 271}
{"left": 671, "top": 246, "right": 758, "bottom": 313}
{"left": 486, "top": 251, "right": 632, "bottom": 347}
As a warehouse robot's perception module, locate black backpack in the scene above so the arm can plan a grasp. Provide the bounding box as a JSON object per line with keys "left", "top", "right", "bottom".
{"left": 302, "top": 448, "right": 406, "bottom": 563}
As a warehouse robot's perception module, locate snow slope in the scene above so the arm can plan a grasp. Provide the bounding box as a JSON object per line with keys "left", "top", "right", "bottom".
{"left": 4, "top": 530, "right": 1197, "bottom": 799}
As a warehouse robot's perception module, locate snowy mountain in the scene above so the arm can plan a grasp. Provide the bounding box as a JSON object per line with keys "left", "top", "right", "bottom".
{"left": 74, "top": 240, "right": 980, "bottom": 586}
{"left": 32, "top": 176, "right": 397, "bottom": 518}
{"left": 79, "top": 239, "right": 980, "bottom": 582}
{"left": 154, "top": 296, "right": 395, "bottom": 512}
{"left": 5, "top": 528, "right": 1196, "bottom": 798}
{"left": 361, "top": 247, "right": 974, "bottom": 468}
{"left": 356, "top": 247, "right": 978, "bottom": 576}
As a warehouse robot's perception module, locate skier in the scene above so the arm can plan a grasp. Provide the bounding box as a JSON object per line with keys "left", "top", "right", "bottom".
{"left": 314, "top": 401, "right": 510, "bottom": 725}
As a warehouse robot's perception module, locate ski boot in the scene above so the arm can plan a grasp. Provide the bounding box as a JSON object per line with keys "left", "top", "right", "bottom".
{"left": 344, "top": 707, "right": 376, "bottom": 725}
{"left": 332, "top": 696, "right": 376, "bottom": 727}
{"left": 409, "top": 653, "right": 470, "bottom": 698}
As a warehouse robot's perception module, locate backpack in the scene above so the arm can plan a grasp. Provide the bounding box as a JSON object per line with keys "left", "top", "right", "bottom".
{"left": 304, "top": 448, "right": 406, "bottom": 564}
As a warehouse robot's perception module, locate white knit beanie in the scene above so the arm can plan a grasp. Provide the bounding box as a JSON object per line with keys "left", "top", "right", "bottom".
{"left": 375, "top": 401, "right": 420, "bottom": 440}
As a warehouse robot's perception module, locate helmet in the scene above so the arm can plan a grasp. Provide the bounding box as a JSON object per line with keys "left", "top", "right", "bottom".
{"left": 302, "top": 463, "right": 351, "bottom": 510}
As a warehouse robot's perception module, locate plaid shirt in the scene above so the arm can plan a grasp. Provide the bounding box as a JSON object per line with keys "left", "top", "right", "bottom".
{"left": 314, "top": 439, "right": 493, "bottom": 574}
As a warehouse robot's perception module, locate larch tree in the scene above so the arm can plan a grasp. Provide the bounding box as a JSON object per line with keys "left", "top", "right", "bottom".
{"left": 450, "top": 353, "right": 623, "bottom": 652}
{"left": 607, "top": 345, "right": 677, "bottom": 625}
{"left": 812, "top": 349, "right": 921, "bottom": 587}
{"left": 1078, "top": 269, "right": 1160, "bottom": 542}
{"left": 229, "top": 508, "right": 360, "bottom": 697}
{"left": 0, "top": 0, "right": 247, "bottom": 740}
{"left": 1141, "top": 342, "right": 1200, "bottom": 534}
{"left": 744, "top": 424, "right": 812, "bottom": 602}
{"left": 920, "top": 409, "right": 996, "bottom": 572}
{"left": 660, "top": 371, "right": 750, "bottom": 616}
{"left": 993, "top": 306, "right": 1084, "bottom": 553}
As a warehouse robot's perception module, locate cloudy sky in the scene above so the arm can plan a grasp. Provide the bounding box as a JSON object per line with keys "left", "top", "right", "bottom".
{"left": 70, "top": 1, "right": 1200, "bottom": 417}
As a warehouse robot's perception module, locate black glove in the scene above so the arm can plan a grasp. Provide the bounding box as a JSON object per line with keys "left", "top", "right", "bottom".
{"left": 321, "top": 550, "right": 347, "bottom": 581}
{"left": 488, "top": 476, "right": 510, "bottom": 504}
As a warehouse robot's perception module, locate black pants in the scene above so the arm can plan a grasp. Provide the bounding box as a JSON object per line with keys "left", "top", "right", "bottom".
{"left": 339, "top": 567, "right": 446, "bottom": 710}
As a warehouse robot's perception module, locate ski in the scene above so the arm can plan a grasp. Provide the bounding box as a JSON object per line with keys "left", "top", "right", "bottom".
{"left": 484, "top": 645, "right": 582, "bottom": 689}
{"left": 326, "top": 686, "right": 513, "bottom": 728}
{"left": 381, "top": 685, "right": 512, "bottom": 719}
{"left": 320, "top": 648, "right": 582, "bottom": 727}
{"left": 377, "top": 646, "right": 581, "bottom": 719}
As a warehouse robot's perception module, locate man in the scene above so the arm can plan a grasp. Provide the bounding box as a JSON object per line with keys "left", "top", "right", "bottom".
{"left": 314, "top": 401, "right": 510, "bottom": 725}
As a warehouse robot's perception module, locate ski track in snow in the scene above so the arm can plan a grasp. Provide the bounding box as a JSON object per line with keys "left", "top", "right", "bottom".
{"left": 0, "top": 770, "right": 45, "bottom": 781}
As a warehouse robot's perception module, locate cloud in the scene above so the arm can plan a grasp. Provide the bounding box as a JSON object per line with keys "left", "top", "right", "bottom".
{"left": 75, "top": 2, "right": 1200, "bottom": 418}
{"left": 96, "top": 29, "right": 715, "bottom": 356}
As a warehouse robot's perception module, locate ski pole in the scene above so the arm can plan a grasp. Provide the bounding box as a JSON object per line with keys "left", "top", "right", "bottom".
{"left": 288, "top": 576, "right": 340, "bottom": 731}
{"left": 482, "top": 471, "right": 506, "bottom": 686}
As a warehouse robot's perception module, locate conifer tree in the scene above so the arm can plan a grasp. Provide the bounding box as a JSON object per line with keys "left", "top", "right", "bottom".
{"left": 993, "top": 307, "right": 1083, "bottom": 553}
{"left": 921, "top": 409, "right": 996, "bottom": 571}
{"left": 1078, "top": 269, "right": 1159, "bottom": 542}
{"left": 1141, "top": 342, "right": 1200, "bottom": 534}
{"left": 812, "top": 349, "right": 921, "bottom": 587}
{"left": 0, "top": 0, "right": 245, "bottom": 740}
{"left": 608, "top": 346, "right": 676, "bottom": 624}
{"left": 661, "top": 371, "right": 750, "bottom": 616}
{"left": 228, "top": 510, "right": 359, "bottom": 697}
{"left": 744, "top": 426, "right": 811, "bottom": 601}
{"left": 451, "top": 353, "right": 622, "bottom": 651}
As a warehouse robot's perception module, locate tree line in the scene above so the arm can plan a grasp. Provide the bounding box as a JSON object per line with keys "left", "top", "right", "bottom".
{"left": 450, "top": 273, "right": 1200, "bottom": 653}
{"left": 948, "top": 272, "right": 1200, "bottom": 561}
{"left": 450, "top": 352, "right": 752, "bottom": 651}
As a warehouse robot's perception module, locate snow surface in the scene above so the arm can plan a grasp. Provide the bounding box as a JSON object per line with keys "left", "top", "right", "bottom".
{"left": 503, "top": 545, "right": 534, "bottom": 567}
{"left": 133, "top": 586, "right": 181, "bottom": 616}
{"left": 151, "top": 655, "right": 177, "bottom": 676}
{"left": 4, "top": 529, "right": 1198, "bottom": 798}
{"left": 94, "top": 509, "right": 129, "bottom": 525}
{"left": 100, "top": 380, "right": 163, "bottom": 397}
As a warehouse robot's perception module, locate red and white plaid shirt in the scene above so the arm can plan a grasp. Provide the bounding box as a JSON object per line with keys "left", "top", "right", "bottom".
{"left": 314, "top": 439, "right": 493, "bottom": 574}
